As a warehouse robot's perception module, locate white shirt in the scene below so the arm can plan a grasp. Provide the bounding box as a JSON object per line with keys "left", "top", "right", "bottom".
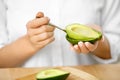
{"left": 0, "top": 0, "right": 120, "bottom": 67}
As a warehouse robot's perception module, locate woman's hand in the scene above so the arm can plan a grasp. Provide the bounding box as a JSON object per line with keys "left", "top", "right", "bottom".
{"left": 26, "top": 12, "right": 55, "bottom": 51}
{"left": 70, "top": 41, "right": 99, "bottom": 54}
{"left": 70, "top": 24, "right": 104, "bottom": 54}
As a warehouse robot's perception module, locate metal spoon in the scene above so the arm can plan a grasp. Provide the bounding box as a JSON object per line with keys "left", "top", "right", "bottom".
{"left": 49, "top": 23, "right": 66, "bottom": 32}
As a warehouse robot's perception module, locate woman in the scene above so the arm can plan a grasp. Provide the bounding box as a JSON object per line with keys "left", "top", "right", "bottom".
{"left": 0, "top": 0, "right": 120, "bottom": 67}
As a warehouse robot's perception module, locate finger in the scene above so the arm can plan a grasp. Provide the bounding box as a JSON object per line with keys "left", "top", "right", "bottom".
{"left": 70, "top": 44, "right": 75, "bottom": 51}
{"left": 27, "top": 25, "right": 55, "bottom": 36}
{"left": 85, "top": 42, "right": 98, "bottom": 52}
{"left": 37, "top": 36, "right": 55, "bottom": 48}
{"left": 30, "top": 32, "right": 54, "bottom": 43}
{"left": 73, "top": 45, "right": 81, "bottom": 53}
{"left": 26, "top": 17, "right": 50, "bottom": 28}
{"left": 78, "top": 42, "right": 89, "bottom": 54}
{"left": 36, "top": 12, "right": 44, "bottom": 18}
{"left": 40, "top": 25, "right": 55, "bottom": 32}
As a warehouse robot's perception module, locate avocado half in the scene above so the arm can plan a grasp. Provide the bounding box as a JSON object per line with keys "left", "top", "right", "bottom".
{"left": 66, "top": 23, "right": 102, "bottom": 44}
{"left": 36, "top": 69, "right": 70, "bottom": 80}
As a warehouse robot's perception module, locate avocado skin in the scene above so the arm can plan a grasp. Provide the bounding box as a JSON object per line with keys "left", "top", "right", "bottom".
{"left": 36, "top": 73, "right": 69, "bottom": 80}
{"left": 66, "top": 35, "right": 101, "bottom": 45}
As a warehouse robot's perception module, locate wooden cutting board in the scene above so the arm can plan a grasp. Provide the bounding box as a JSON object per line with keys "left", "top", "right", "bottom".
{"left": 16, "top": 67, "right": 99, "bottom": 80}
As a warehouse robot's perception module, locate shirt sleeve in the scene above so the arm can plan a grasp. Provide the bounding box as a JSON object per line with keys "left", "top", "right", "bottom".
{"left": 0, "top": 0, "right": 8, "bottom": 48}
{"left": 91, "top": 0, "right": 120, "bottom": 64}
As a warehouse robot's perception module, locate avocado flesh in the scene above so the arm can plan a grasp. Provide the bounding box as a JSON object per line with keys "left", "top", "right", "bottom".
{"left": 66, "top": 24, "right": 102, "bottom": 44}
{"left": 36, "top": 69, "right": 70, "bottom": 80}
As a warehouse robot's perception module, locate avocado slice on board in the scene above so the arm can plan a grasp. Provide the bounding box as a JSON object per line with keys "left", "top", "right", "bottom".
{"left": 66, "top": 23, "right": 102, "bottom": 44}
{"left": 36, "top": 69, "right": 70, "bottom": 80}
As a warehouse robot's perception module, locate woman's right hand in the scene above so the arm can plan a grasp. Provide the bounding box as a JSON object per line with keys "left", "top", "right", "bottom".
{"left": 26, "top": 12, "right": 55, "bottom": 51}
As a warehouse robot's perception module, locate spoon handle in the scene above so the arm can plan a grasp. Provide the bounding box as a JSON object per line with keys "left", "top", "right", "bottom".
{"left": 49, "top": 23, "right": 66, "bottom": 32}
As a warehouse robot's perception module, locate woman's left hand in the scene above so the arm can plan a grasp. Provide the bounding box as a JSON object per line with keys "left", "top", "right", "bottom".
{"left": 70, "top": 24, "right": 103, "bottom": 54}
{"left": 70, "top": 41, "right": 98, "bottom": 54}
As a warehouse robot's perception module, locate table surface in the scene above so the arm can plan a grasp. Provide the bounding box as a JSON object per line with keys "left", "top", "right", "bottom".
{"left": 0, "top": 64, "right": 120, "bottom": 80}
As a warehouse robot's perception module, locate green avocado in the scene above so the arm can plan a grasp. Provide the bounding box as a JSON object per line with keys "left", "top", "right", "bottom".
{"left": 36, "top": 69, "right": 70, "bottom": 80}
{"left": 66, "top": 23, "right": 102, "bottom": 44}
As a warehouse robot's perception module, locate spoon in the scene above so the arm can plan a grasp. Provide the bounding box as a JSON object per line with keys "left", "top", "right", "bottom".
{"left": 49, "top": 23, "right": 66, "bottom": 32}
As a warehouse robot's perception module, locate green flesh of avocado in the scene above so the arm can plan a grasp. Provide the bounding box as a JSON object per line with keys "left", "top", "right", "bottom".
{"left": 66, "top": 23, "right": 102, "bottom": 44}
{"left": 36, "top": 69, "right": 70, "bottom": 80}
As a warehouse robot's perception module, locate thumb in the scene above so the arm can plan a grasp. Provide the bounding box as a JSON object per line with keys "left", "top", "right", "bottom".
{"left": 36, "top": 12, "right": 44, "bottom": 18}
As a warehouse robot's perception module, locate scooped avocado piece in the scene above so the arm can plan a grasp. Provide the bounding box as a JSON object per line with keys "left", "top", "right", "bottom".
{"left": 36, "top": 69, "right": 70, "bottom": 80}
{"left": 66, "top": 23, "right": 102, "bottom": 44}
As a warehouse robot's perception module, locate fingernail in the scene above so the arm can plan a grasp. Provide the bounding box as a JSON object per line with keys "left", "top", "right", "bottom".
{"left": 74, "top": 45, "right": 78, "bottom": 49}
{"left": 78, "top": 41, "right": 83, "bottom": 47}
{"left": 85, "top": 42, "right": 89, "bottom": 45}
